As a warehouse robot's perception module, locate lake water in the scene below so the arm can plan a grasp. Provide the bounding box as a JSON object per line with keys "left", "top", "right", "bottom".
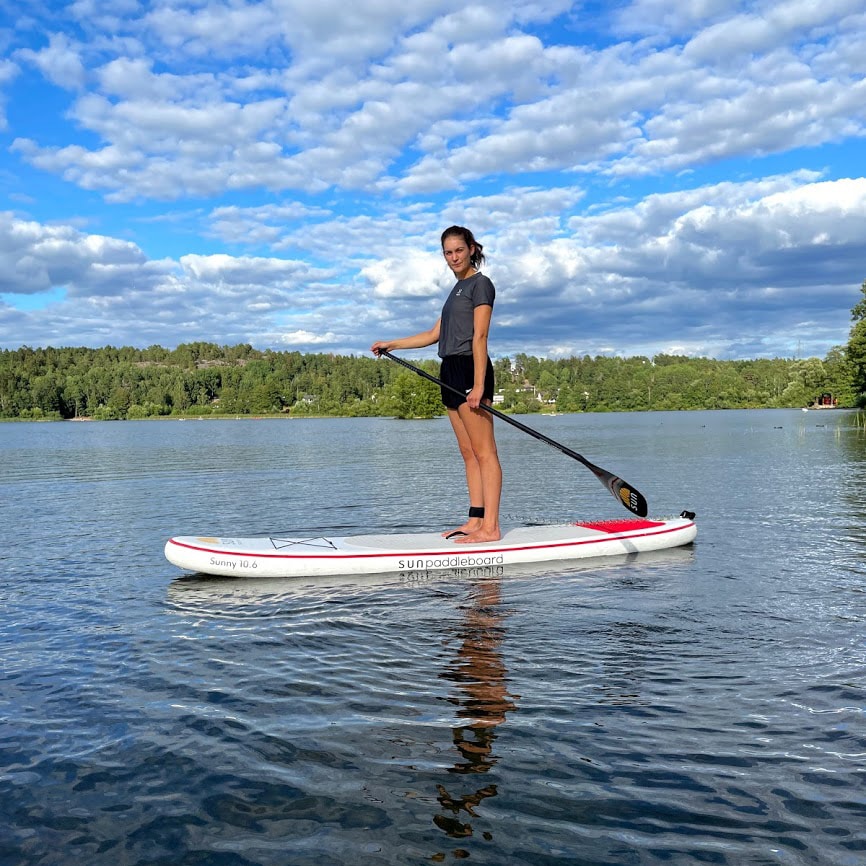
{"left": 1, "top": 409, "right": 865, "bottom": 865}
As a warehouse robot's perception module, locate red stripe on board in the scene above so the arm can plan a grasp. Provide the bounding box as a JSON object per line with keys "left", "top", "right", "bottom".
{"left": 574, "top": 519, "right": 664, "bottom": 533}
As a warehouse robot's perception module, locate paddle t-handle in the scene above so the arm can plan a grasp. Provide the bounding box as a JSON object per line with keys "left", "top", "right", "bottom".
{"left": 378, "top": 350, "right": 649, "bottom": 517}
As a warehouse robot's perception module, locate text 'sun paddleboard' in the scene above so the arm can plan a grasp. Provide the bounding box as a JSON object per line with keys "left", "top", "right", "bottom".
{"left": 164, "top": 514, "right": 696, "bottom": 579}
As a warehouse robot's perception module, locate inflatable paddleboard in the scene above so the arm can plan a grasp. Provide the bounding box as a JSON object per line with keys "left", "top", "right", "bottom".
{"left": 165, "top": 513, "right": 696, "bottom": 578}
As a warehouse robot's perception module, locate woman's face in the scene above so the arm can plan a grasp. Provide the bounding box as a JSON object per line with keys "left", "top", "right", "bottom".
{"left": 442, "top": 235, "right": 475, "bottom": 278}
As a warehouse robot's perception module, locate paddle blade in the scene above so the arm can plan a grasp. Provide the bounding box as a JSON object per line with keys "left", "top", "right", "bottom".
{"left": 593, "top": 466, "right": 648, "bottom": 517}
{"left": 612, "top": 478, "right": 648, "bottom": 517}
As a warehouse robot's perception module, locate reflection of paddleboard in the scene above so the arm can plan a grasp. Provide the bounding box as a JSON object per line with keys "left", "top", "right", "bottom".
{"left": 166, "top": 546, "right": 697, "bottom": 612}
{"left": 164, "top": 514, "right": 697, "bottom": 579}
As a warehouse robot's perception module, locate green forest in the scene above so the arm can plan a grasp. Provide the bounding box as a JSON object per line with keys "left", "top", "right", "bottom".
{"left": 3, "top": 280, "right": 866, "bottom": 421}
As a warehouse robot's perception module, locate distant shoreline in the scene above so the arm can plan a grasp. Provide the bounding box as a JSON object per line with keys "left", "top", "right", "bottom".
{"left": 2, "top": 406, "right": 858, "bottom": 424}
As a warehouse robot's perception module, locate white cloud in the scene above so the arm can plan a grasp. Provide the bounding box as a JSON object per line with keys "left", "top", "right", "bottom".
{"left": 142, "top": 1, "right": 280, "bottom": 57}
{"left": 278, "top": 329, "right": 338, "bottom": 345}
{"left": 613, "top": 0, "right": 737, "bottom": 37}
{"left": 0, "top": 212, "right": 153, "bottom": 295}
{"left": 16, "top": 32, "right": 86, "bottom": 90}
{"left": 179, "top": 252, "right": 315, "bottom": 287}
{"left": 682, "top": 0, "right": 866, "bottom": 62}
{"left": 207, "top": 202, "right": 330, "bottom": 247}
{"left": 362, "top": 250, "right": 445, "bottom": 300}
{"left": 0, "top": 59, "right": 20, "bottom": 130}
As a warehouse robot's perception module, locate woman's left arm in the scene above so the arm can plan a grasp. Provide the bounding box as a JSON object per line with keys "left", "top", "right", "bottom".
{"left": 467, "top": 304, "right": 493, "bottom": 409}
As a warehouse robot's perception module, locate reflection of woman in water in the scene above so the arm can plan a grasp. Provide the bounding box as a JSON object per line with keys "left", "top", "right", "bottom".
{"left": 433, "top": 576, "right": 518, "bottom": 844}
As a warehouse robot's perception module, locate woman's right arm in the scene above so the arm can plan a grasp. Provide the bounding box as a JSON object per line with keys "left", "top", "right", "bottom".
{"left": 371, "top": 319, "right": 440, "bottom": 355}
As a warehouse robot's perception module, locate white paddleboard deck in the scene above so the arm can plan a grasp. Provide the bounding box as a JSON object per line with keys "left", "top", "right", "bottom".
{"left": 165, "top": 515, "right": 696, "bottom": 578}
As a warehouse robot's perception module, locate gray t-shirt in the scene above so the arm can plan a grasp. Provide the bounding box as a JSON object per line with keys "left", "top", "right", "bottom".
{"left": 438, "top": 273, "right": 495, "bottom": 358}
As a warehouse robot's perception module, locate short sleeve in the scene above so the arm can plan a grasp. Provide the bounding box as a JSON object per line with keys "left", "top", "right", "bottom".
{"left": 471, "top": 275, "right": 495, "bottom": 308}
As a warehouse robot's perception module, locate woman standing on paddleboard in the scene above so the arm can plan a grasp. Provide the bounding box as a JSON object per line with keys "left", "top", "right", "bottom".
{"left": 371, "top": 226, "right": 502, "bottom": 544}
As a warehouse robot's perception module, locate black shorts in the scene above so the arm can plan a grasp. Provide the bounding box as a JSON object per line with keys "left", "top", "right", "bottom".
{"left": 439, "top": 355, "right": 495, "bottom": 410}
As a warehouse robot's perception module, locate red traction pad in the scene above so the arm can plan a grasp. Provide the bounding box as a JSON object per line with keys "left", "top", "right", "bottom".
{"left": 574, "top": 519, "right": 666, "bottom": 533}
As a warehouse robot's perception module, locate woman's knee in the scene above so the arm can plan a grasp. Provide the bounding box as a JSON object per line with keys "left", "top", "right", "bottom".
{"left": 456, "top": 440, "right": 478, "bottom": 463}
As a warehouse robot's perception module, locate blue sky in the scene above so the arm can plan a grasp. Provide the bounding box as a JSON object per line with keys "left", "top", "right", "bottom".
{"left": 1, "top": 0, "right": 865, "bottom": 360}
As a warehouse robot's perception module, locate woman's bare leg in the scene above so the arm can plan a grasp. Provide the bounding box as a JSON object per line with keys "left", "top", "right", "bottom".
{"left": 442, "top": 408, "right": 485, "bottom": 537}
{"left": 453, "top": 401, "right": 501, "bottom": 544}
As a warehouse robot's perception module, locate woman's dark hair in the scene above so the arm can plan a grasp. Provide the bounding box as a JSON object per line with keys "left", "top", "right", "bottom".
{"left": 441, "top": 225, "right": 485, "bottom": 268}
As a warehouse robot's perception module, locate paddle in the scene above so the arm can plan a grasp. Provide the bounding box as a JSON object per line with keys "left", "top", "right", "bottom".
{"left": 378, "top": 350, "right": 649, "bottom": 517}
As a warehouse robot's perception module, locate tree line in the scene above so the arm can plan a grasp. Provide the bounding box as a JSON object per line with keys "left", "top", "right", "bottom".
{"left": 2, "top": 279, "right": 864, "bottom": 420}
{"left": 0, "top": 341, "right": 859, "bottom": 423}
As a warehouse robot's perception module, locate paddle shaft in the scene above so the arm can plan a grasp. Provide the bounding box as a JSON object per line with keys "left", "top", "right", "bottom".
{"left": 379, "top": 350, "right": 648, "bottom": 516}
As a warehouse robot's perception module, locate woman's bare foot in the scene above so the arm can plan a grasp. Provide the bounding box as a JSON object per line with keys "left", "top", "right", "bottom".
{"left": 442, "top": 517, "right": 482, "bottom": 539}
{"left": 454, "top": 527, "right": 501, "bottom": 544}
